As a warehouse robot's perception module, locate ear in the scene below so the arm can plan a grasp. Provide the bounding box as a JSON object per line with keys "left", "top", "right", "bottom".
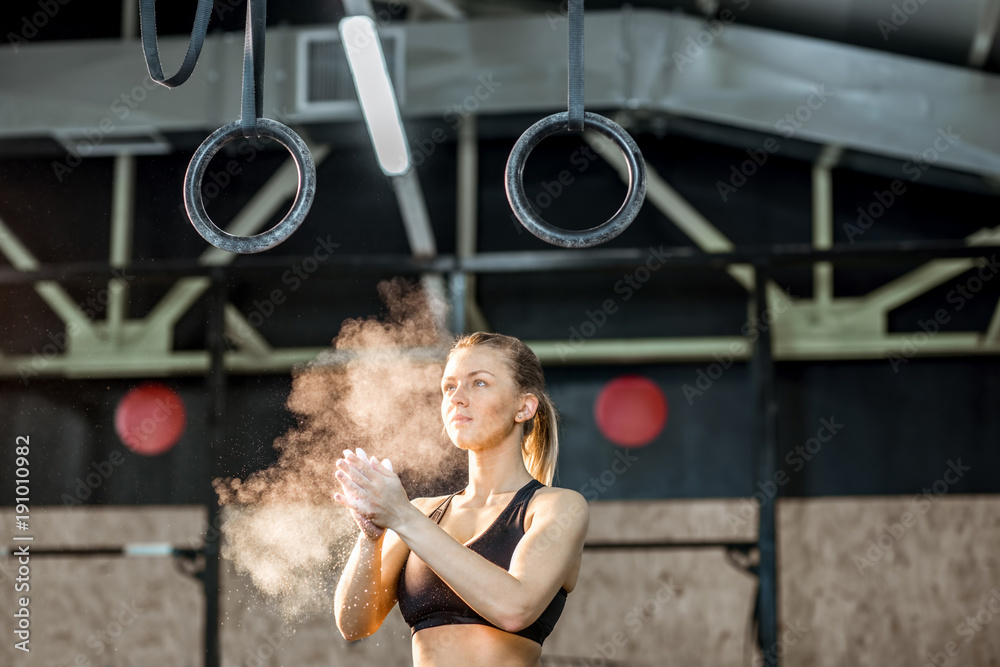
{"left": 517, "top": 393, "right": 540, "bottom": 422}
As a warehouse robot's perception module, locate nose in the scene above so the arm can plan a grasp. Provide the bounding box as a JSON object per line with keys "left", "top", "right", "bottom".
{"left": 449, "top": 385, "right": 468, "bottom": 407}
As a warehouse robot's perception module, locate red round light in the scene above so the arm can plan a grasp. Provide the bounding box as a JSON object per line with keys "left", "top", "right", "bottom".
{"left": 114, "top": 382, "right": 187, "bottom": 456}
{"left": 594, "top": 375, "right": 668, "bottom": 447}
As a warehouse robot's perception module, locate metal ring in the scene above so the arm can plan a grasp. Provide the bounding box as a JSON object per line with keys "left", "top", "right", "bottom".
{"left": 505, "top": 111, "right": 646, "bottom": 248}
{"left": 184, "top": 118, "right": 316, "bottom": 254}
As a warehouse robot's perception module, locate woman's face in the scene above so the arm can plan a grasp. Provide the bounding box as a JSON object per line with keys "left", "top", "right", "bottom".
{"left": 441, "top": 346, "right": 524, "bottom": 451}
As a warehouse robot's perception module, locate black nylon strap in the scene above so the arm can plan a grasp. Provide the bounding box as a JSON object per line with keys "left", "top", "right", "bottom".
{"left": 430, "top": 493, "right": 458, "bottom": 523}
{"left": 139, "top": 0, "right": 214, "bottom": 88}
{"left": 241, "top": 0, "right": 267, "bottom": 138}
{"left": 567, "top": 0, "right": 585, "bottom": 132}
{"left": 140, "top": 0, "right": 267, "bottom": 138}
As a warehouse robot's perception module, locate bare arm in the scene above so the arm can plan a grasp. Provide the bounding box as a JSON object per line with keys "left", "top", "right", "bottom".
{"left": 333, "top": 498, "right": 437, "bottom": 641}
{"left": 334, "top": 531, "right": 388, "bottom": 640}
{"left": 334, "top": 450, "right": 589, "bottom": 633}
{"left": 392, "top": 488, "right": 589, "bottom": 632}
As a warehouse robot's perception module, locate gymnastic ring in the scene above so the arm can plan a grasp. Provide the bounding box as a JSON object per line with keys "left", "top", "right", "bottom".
{"left": 505, "top": 111, "right": 646, "bottom": 248}
{"left": 184, "top": 118, "right": 316, "bottom": 254}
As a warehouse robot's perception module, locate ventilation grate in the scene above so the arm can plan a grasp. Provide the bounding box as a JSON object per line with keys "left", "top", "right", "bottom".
{"left": 297, "top": 28, "right": 405, "bottom": 114}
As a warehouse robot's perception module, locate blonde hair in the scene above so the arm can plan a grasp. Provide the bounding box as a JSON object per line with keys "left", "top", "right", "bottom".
{"left": 447, "top": 332, "right": 559, "bottom": 485}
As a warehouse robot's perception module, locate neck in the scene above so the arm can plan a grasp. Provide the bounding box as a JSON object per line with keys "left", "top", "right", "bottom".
{"left": 463, "top": 429, "right": 533, "bottom": 503}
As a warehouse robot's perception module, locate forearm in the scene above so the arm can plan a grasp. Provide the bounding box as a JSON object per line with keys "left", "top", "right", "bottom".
{"left": 393, "top": 506, "right": 529, "bottom": 632}
{"left": 334, "top": 532, "right": 385, "bottom": 639}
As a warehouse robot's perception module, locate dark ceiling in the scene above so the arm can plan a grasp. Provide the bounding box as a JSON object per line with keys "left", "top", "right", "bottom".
{"left": 4, "top": 0, "right": 997, "bottom": 72}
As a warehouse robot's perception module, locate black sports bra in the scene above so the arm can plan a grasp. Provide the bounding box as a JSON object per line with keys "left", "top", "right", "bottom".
{"left": 397, "top": 478, "right": 568, "bottom": 645}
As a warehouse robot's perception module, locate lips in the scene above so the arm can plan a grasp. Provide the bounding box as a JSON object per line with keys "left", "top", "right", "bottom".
{"left": 450, "top": 414, "right": 471, "bottom": 424}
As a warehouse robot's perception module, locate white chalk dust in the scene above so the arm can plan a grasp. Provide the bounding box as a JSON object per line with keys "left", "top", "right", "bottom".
{"left": 213, "top": 277, "right": 467, "bottom": 622}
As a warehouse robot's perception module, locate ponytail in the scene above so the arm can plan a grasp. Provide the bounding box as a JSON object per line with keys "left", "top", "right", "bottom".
{"left": 521, "top": 392, "right": 559, "bottom": 485}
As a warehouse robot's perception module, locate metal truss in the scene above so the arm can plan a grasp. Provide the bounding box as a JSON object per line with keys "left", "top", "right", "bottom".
{"left": 583, "top": 126, "right": 1000, "bottom": 364}
{"left": 0, "top": 136, "right": 329, "bottom": 379}
{"left": 1, "top": 132, "right": 998, "bottom": 379}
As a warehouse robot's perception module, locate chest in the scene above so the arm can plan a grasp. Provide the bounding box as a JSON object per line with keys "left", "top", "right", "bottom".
{"left": 438, "top": 503, "right": 519, "bottom": 546}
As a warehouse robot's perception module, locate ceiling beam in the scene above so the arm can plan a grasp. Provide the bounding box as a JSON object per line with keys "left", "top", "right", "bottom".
{"left": 3, "top": 11, "right": 1000, "bottom": 179}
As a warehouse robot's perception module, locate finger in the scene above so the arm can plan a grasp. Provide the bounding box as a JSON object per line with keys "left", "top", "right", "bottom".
{"left": 336, "top": 458, "right": 368, "bottom": 484}
{"left": 370, "top": 456, "right": 394, "bottom": 476}
{"left": 337, "top": 457, "right": 366, "bottom": 473}
{"left": 336, "top": 469, "right": 369, "bottom": 496}
{"left": 335, "top": 469, "right": 368, "bottom": 497}
{"left": 383, "top": 458, "right": 393, "bottom": 472}
{"left": 335, "top": 492, "right": 372, "bottom": 518}
{"left": 333, "top": 492, "right": 358, "bottom": 509}
{"left": 338, "top": 455, "right": 374, "bottom": 485}
{"left": 342, "top": 449, "right": 371, "bottom": 472}
{"left": 355, "top": 449, "right": 377, "bottom": 474}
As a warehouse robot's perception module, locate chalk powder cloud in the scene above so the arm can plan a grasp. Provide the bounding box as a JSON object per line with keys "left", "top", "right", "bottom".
{"left": 213, "top": 277, "right": 467, "bottom": 621}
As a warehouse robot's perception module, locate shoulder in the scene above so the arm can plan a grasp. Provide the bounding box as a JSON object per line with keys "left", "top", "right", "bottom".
{"left": 527, "top": 485, "right": 590, "bottom": 529}
{"left": 410, "top": 494, "right": 451, "bottom": 515}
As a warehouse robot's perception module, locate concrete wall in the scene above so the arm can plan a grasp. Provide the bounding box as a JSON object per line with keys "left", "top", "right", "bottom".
{"left": 2, "top": 496, "right": 998, "bottom": 666}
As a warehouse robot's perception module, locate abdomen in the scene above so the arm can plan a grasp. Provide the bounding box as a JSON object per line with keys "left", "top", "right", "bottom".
{"left": 411, "top": 623, "right": 542, "bottom": 667}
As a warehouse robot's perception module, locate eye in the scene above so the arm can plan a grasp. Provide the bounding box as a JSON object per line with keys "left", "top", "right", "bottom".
{"left": 474, "top": 379, "right": 486, "bottom": 387}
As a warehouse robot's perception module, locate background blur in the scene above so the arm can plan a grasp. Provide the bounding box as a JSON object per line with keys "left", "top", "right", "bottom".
{"left": 1, "top": 0, "right": 999, "bottom": 665}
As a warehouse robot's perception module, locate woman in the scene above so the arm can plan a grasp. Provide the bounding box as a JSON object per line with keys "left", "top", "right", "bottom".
{"left": 333, "top": 332, "right": 589, "bottom": 666}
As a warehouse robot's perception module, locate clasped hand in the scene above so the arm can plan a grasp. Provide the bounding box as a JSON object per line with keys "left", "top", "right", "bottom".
{"left": 334, "top": 447, "right": 412, "bottom": 539}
